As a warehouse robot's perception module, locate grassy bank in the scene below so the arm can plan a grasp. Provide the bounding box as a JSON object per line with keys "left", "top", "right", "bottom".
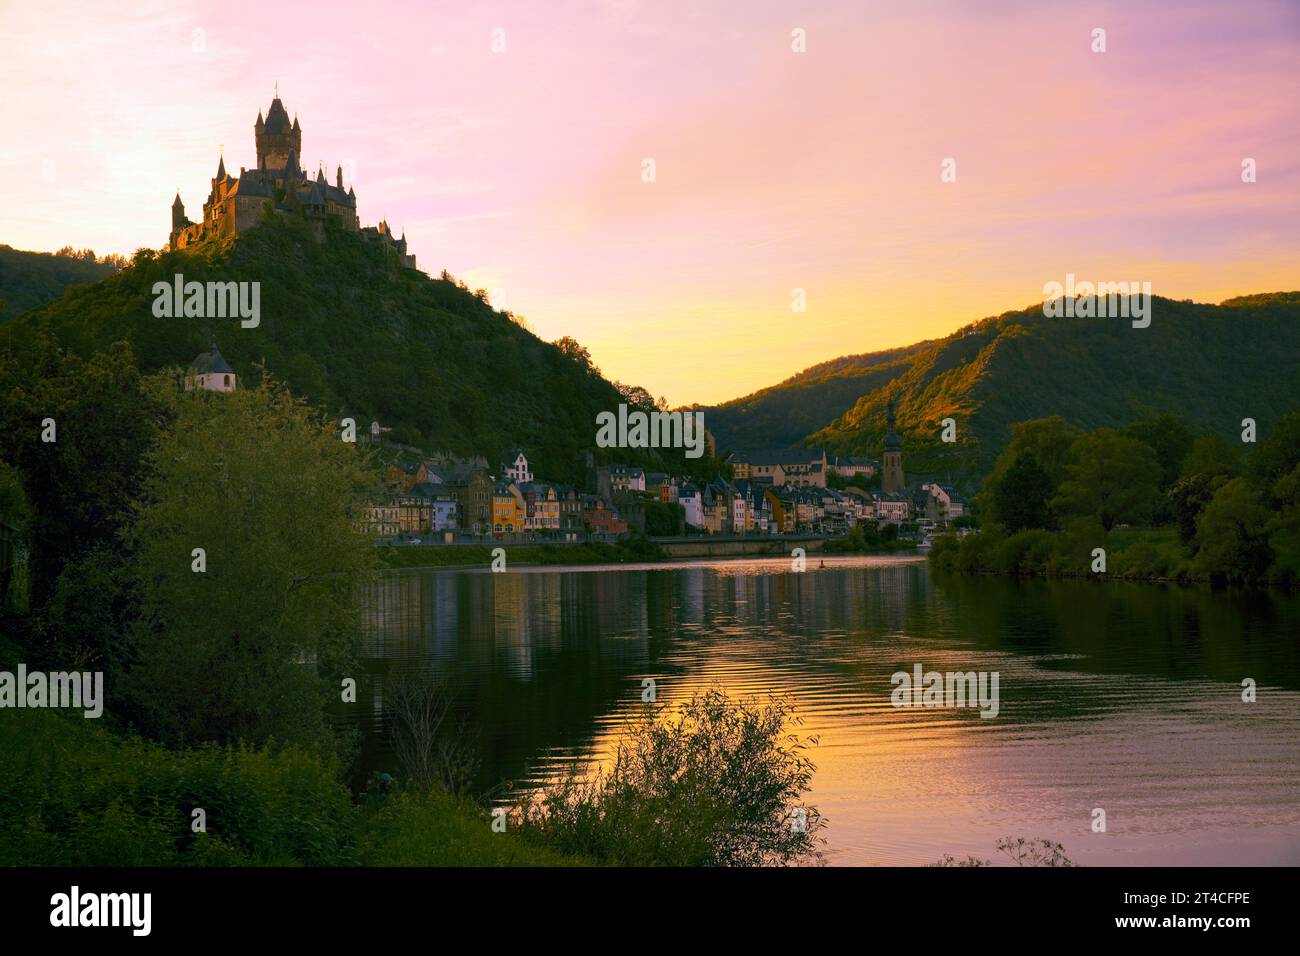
{"left": 822, "top": 523, "right": 918, "bottom": 555}
{"left": 928, "top": 526, "right": 1295, "bottom": 586}
{"left": 0, "top": 707, "right": 586, "bottom": 867}
{"left": 379, "top": 535, "right": 915, "bottom": 570}
{"left": 377, "top": 537, "right": 665, "bottom": 570}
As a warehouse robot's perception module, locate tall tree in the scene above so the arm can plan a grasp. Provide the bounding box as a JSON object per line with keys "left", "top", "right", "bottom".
{"left": 1052, "top": 429, "right": 1162, "bottom": 532}
{"left": 0, "top": 336, "right": 166, "bottom": 610}
{"left": 1126, "top": 414, "right": 1193, "bottom": 489}
{"left": 976, "top": 416, "right": 1079, "bottom": 526}
{"left": 1195, "top": 477, "right": 1273, "bottom": 581}
{"left": 987, "top": 452, "right": 1055, "bottom": 532}
{"left": 123, "top": 377, "right": 375, "bottom": 752}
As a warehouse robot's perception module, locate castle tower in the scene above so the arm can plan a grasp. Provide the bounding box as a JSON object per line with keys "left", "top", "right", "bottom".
{"left": 171, "top": 192, "right": 186, "bottom": 232}
{"left": 254, "top": 96, "right": 302, "bottom": 172}
{"left": 881, "top": 399, "right": 905, "bottom": 493}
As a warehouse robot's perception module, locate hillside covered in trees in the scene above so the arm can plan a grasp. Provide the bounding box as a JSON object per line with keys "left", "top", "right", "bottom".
{"left": 2, "top": 218, "right": 705, "bottom": 485}
{"left": 0, "top": 244, "right": 124, "bottom": 316}
{"left": 702, "top": 293, "right": 1300, "bottom": 485}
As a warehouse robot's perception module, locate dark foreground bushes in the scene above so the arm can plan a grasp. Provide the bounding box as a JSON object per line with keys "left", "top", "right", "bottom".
{"left": 2, "top": 692, "right": 828, "bottom": 867}
{"left": 0, "top": 707, "right": 579, "bottom": 867}
{"left": 0, "top": 708, "right": 356, "bottom": 866}
{"left": 515, "top": 688, "right": 825, "bottom": 866}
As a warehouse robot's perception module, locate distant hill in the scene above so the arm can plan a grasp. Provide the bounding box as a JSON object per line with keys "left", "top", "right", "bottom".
{"left": 703, "top": 293, "right": 1300, "bottom": 486}
{"left": 0, "top": 245, "right": 121, "bottom": 316}
{"left": 696, "top": 342, "right": 932, "bottom": 452}
{"left": 5, "top": 219, "right": 690, "bottom": 485}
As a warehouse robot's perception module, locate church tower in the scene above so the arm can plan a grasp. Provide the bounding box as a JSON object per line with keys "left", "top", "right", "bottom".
{"left": 881, "top": 399, "right": 905, "bottom": 493}
{"left": 254, "top": 95, "right": 302, "bottom": 173}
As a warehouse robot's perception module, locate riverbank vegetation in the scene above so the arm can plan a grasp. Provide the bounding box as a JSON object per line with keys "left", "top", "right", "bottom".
{"left": 376, "top": 534, "right": 666, "bottom": 571}
{"left": 513, "top": 689, "right": 825, "bottom": 866}
{"left": 0, "top": 706, "right": 584, "bottom": 867}
{"left": 931, "top": 412, "right": 1300, "bottom": 586}
{"left": 933, "top": 838, "right": 1077, "bottom": 868}
{"left": 822, "top": 522, "right": 917, "bottom": 554}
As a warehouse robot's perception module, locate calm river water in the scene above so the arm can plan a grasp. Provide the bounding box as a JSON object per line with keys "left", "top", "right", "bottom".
{"left": 353, "top": 555, "right": 1300, "bottom": 866}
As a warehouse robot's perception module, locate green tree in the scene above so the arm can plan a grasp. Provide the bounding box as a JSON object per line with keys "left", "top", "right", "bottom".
{"left": 0, "top": 337, "right": 166, "bottom": 610}
{"left": 1126, "top": 415, "right": 1193, "bottom": 489}
{"left": 987, "top": 452, "right": 1054, "bottom": 532}
{"left": 1052, "top": 429, "right": 1162, "bottom": 532}
{"left": 123, "top": 377, "right": 375, "bottom": 752}
{"left": 1250, "top": 412, "right": 1300, "bottom": 494}
{"left": 0, "top": 461, "right": 30, "bottom": 611}
{"left": 1194, "top": 477, "right": 1273, "bottom": 581}
{"left": 1180, "top": 432, "right": 1239, "bottom": 482}
{"left": 975, "top": 416, "right": 1079, "bottom": 523}
{"left": 1168, "top": 472, "right": 1227, "bottom": 547}
{"left": 1267, "top": 462, "right": 1300, "bottom": 582}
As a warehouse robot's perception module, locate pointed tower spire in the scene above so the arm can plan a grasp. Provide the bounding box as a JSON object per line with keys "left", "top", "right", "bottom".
{"left": 216, "top": 153, "right": 227, "bottom": 179}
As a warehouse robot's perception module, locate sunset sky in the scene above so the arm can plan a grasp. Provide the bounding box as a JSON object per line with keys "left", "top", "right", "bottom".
{"left": 2, "top": 0, "right": 1297, "bottom": 405}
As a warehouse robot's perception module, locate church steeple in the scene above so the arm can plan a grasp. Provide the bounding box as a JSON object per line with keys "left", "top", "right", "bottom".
{"left": 881, "top": 398, "right": 905, "bottom": 493}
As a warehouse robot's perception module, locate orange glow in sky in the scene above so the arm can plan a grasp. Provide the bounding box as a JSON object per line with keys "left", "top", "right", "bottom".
{"left": 1, "top": 0, "right": 1297, "bottom": 404}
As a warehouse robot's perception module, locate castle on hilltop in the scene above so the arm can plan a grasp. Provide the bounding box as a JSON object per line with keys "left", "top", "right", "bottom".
{"left": 168, "top": 94, "right": 415, "bottom": 269}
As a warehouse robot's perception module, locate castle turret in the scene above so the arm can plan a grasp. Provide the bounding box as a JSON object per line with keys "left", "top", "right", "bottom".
{"left": 336, "top": 165, "right": 343, "bottom": 189}
{"left": 255, "top": 96, "right": 302, "bottom": 172}
{"left": 216, "top": 155, "right": 227, "bottom": 180}
{"left": 171, "top": 192, "right": 186, "bottom": 231}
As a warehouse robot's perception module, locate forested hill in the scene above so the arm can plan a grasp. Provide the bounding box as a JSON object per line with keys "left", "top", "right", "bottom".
{"left": 696, "top": 342, "right": 933, "bottom": 451}
{"left": 4, "top": 218, "right": 675, "bottom": 484}
{"left": 0, "top": 245, "right": 121, "bottom": 315}
{"left": 702, "top": 293, "right": 1300, "bottom": 482}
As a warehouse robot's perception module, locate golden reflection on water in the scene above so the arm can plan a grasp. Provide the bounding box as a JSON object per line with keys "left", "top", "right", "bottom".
{"left": 359, "top": 555, "right": 1300, "bottom": 866}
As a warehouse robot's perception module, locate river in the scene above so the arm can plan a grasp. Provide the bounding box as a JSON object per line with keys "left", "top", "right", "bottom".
{"left": 352, "top": 555, "right": 1300, "bottom": 865}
